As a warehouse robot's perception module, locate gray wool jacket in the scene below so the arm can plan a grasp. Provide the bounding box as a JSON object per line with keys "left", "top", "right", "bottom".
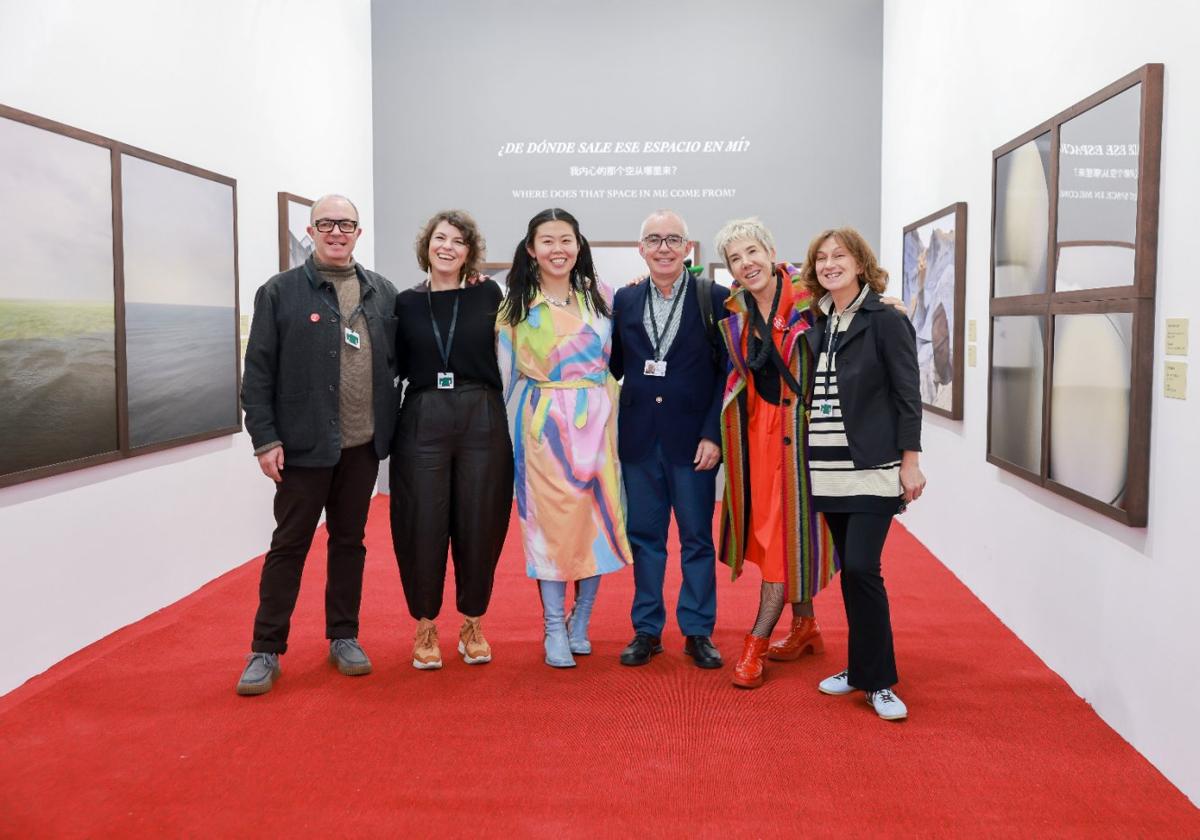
{"left": 242, "top": 256, "right": 400, "bottom": 467}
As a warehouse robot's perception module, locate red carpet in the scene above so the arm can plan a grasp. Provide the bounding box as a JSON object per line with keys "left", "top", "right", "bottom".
{"left": 1, "top": 496, "right": 1197, "bottom": 838}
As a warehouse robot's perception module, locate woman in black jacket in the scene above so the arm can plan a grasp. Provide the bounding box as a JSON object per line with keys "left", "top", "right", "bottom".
{"left": 799, "top": 227, "right": 926, "bottom": 722}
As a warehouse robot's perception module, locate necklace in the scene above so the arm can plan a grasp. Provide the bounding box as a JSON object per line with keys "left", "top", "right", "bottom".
{"left": 542, "top": 287, "right": 572, "bottom": 307}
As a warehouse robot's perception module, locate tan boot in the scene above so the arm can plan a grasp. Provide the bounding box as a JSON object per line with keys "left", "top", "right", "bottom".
{"left": 412, "top": 619, "right": 442, "bottom": 670}
{"left": 458, "top": 616, "right": 492, "bottom": 665}
{"left": 767, "top": 616, "right": 825, "bottom": 661}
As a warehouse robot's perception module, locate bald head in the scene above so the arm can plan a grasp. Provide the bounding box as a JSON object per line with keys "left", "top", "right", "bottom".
{"left": 307, "top": 194, "right": 362, "bottom": 267}
{"left": 638, "top": 209, "right": 692, "bottom": 286}
{"left": 639, "top": 209, "right": 688, "bottom": 240}
{"left": 310, "top": 194, "right": 359, "bottom": 224}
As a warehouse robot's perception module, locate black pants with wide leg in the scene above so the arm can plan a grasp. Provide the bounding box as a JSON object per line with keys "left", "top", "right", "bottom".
{"left": 823, "top": 511, "right": 899, "bottom": 691}
{"left": 390, "top": 384, "right": 514, "bottom": 620}
{"left": 251, "top": 443, "right": 380, "bottom": 654}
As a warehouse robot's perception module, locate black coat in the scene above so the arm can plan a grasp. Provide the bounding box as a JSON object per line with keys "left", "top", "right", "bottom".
{"left": 609, "top": 275, "right": 729, "bottom": 465}
{"left": 242, "top": 256, "right": 400, "bottom": 467}
{"left": 805, "top": 289, "right": 922, "bottom": 468}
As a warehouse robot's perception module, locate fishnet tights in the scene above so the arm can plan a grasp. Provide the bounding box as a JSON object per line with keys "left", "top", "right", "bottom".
{"left": 749, "top": 582, "right": 814, "bottom": 637}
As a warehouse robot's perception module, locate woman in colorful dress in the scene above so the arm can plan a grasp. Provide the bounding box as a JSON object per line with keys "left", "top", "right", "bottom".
{"left": 801, "top": 227, "right": 924, "bottom": 721}
{"left": 713, "top": 217, "right": 838, "bottom": 690}
{"left": 496, "top": 208, "right": 633, "bottom": 668}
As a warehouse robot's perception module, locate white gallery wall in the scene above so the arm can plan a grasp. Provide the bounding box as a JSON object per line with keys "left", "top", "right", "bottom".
{"left": 0, "top": 0, "right": 375, "bottom": 694}
{"left": 880, "top": 0, "right": 1200, "bottom": 804}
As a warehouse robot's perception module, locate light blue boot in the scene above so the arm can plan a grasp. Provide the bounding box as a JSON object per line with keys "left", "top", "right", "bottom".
{"left": 566, "top": 575, "right": 600, "bottom": 655}
{"left": 539, "top": 580, "right": 576, "bottom": 668}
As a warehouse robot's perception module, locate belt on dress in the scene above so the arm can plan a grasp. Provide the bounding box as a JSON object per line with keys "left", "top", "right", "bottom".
{"left": 527, "top": 371, "right": 609, "bottom": 441}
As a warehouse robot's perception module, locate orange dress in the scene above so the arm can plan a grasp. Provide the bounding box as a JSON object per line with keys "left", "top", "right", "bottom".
{"left": 742, "top": 280, "right": 796, "bottom": 583}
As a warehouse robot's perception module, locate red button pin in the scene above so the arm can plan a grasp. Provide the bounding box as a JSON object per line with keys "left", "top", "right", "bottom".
{"left": 310, "top": 313, "right": 321, "bottom": 323}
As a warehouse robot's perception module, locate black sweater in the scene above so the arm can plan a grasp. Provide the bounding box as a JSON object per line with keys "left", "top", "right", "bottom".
{"left": 394, "top": 279, "right": 503, "bottom": 393}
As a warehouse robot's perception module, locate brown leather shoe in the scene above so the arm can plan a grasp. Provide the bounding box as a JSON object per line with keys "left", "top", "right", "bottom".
{"left": 732, "top": 634, "right": 770, "bottom": 688}
{"left": 767, "top": 616, "right": 825, "bottom": 661}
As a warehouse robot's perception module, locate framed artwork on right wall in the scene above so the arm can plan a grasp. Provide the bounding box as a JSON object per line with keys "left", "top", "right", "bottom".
{"left": 987, "top": 63, "right": 1163, "bottom": 526}
{"left": 903, "top": 202, "right": 967, "bottom": 419}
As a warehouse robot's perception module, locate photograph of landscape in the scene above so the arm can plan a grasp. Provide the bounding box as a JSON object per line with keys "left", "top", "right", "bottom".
{"left": 0, "top": 114, "right": 118, "bottom": 479}
{"left": 121, "top": 154, "right": 238, "bottom": 449}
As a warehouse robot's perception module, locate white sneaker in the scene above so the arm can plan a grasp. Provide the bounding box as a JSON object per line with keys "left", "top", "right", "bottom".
{"left": 865, "top": 688, "right": 908, "bottom": 720}
{"left": 818, "top": 669, "right": 857, "bottom": 696}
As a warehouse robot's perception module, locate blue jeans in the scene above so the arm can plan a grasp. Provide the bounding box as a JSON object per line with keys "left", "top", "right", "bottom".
{"left": 623, "top": 444, "right": 718, "bottom": 637}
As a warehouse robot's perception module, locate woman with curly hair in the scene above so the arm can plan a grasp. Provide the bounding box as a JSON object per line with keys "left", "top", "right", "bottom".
{"left": 800, "top": 227, "right": 924, "bottom": 721}
{"left": 496, "top": 208, "right": 633, "bottom": 668}
{"left": 390, "top": 210, "right": 513, "bottom": 670}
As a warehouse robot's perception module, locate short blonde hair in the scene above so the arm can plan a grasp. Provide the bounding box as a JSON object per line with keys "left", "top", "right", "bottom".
{"left": 713, "top": 217, "right": 775, "bottom": 265}
{"left": 799, "top": 227, "right": 889, "bottom": 303}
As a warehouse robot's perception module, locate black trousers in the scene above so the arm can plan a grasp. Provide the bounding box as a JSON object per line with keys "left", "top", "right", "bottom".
{"left": 390, "top": 385, "right": 513, "bottom": 620}
{"left": 824, "top": 511, "right": 899, "bottom": 691}
{"left": 250, "top": 443, "right": 380, "bottom": 654}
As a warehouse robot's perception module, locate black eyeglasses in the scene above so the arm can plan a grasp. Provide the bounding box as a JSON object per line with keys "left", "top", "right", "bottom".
{"left": 641, "top": 234, "right": 687, "bottom": 251}
{"left": 313, "top": 218, "right": 359, "bottom": 234}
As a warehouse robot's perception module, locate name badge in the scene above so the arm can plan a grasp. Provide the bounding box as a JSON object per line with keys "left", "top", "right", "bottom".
{"left": 643, "top": 359, "right": 667, "bottom": 377}
{"left": 437, "top": 372, "right": 455, "bottom": 390}
{"left": 344, "top": 327, "right": 361, "bottom": 349}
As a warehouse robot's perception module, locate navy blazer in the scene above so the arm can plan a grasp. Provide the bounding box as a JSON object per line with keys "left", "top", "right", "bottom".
{"left": 804, "top": 289, "right": 922, "bottom": 468}
{"left": 609, "top": 275, "right": 729, "bottom": 465}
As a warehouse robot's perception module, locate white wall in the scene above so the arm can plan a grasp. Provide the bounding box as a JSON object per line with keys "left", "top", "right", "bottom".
{"left": 0, "top": 0, "right": 375, "bottom": 694}
{"left": 880, "top": 0, "right": 1200, "bottom": 804}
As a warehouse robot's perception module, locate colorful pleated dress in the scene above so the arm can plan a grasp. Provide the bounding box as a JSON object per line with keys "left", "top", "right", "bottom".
{"left": 496, "top": 283, "right": 633, "bottom": 582}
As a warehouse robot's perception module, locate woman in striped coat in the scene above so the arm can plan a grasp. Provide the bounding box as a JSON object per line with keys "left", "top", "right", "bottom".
{"left": 714, "top": 218, "right": 838, "bottom": 690}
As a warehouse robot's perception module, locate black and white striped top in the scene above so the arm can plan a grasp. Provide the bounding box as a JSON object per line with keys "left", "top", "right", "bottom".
{"left": 808, "top": 286, "right": 902, "bottom": 514}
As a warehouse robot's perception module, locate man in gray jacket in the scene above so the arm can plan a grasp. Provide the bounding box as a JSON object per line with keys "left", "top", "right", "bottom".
{"left": 236, "top": 194, "right": 399, "bottom": 695}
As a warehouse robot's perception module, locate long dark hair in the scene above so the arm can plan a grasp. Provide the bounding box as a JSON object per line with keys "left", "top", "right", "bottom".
{"left": 499, "top": 208, "right": 610, "bottom": 326}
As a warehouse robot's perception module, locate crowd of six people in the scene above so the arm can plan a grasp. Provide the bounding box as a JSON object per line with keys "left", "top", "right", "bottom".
{"left": 238, "top": 196, "right": 925, "bottom": 722}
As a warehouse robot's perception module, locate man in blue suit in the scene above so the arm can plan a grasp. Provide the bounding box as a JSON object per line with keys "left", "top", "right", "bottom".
{"left": 609, "top": 210, "right": 728, "bottom": 669}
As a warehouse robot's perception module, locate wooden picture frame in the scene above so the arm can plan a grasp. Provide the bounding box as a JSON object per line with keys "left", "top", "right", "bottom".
{"left": 987, "top": 64, "right": 1163, "bottom": 526}
{"left": 903, "top": 202, "right": 967, "bottom": 420}
{"left": 0, "top": 103, "right": 241, "bottom": 489}
{"left": 277, "top": 192, "right": 314, "bottom": 272}
{"left": 590, "top": 240, "right": 701, "bottom": 286}
{"left": 707, "top": 262, "right": 735, "bottom": 288}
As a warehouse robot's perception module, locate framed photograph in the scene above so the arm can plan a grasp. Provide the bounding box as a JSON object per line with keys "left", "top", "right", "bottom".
{"left": 902, "top": 202, "right": 967, "bottom": 419}
{"left": 0, "top": 102, "right": 241, "bottom": 488}
{"left": 480, "top": 262, "right": 511, "bottom": 293}
{"left": 987, "top": 64, "right": 1162, "bottom": 526}
{"left": 122, "top": 152, "right": 240, "bottom": 450}
{"left": 707, "top": 262, "right": 734, "bottom": 289}
{"left": 0, "top": 108, "right": 119, "bottom": 480}
{"left": 277, "top": 192, "right": 314, "bottom": 272}
{"left": 590, "top": 240, "right": 700, "bottom": 288}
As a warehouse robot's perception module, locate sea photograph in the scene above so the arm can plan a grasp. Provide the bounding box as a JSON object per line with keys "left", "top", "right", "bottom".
{"left": 121, "top": 154, "right": 239, "bottom": 449}
{"left": 0, "top": 114, "right": 118, "bottom": 478}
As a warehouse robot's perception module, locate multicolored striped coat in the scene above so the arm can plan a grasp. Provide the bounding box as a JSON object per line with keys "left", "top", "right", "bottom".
{"left": 717, "top": 265, "right": 838, "bottom": 602}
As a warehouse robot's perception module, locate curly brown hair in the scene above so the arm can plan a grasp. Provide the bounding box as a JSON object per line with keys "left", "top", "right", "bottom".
{"left": 799, "top": 227, "right": 889, "bottom": 306}
{"left": 415, "top": 209, "right": 486, "bottom": 282}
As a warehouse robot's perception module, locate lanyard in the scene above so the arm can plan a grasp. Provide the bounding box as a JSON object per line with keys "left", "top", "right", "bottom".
{"left": 426, "top": 287, "right": 460, "bottom": 372}
{"left": 647, "top": 275, "right": 687, "bottom": 361}
{"left": 746, "top": 276, "right": 784, "bottom": 371}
